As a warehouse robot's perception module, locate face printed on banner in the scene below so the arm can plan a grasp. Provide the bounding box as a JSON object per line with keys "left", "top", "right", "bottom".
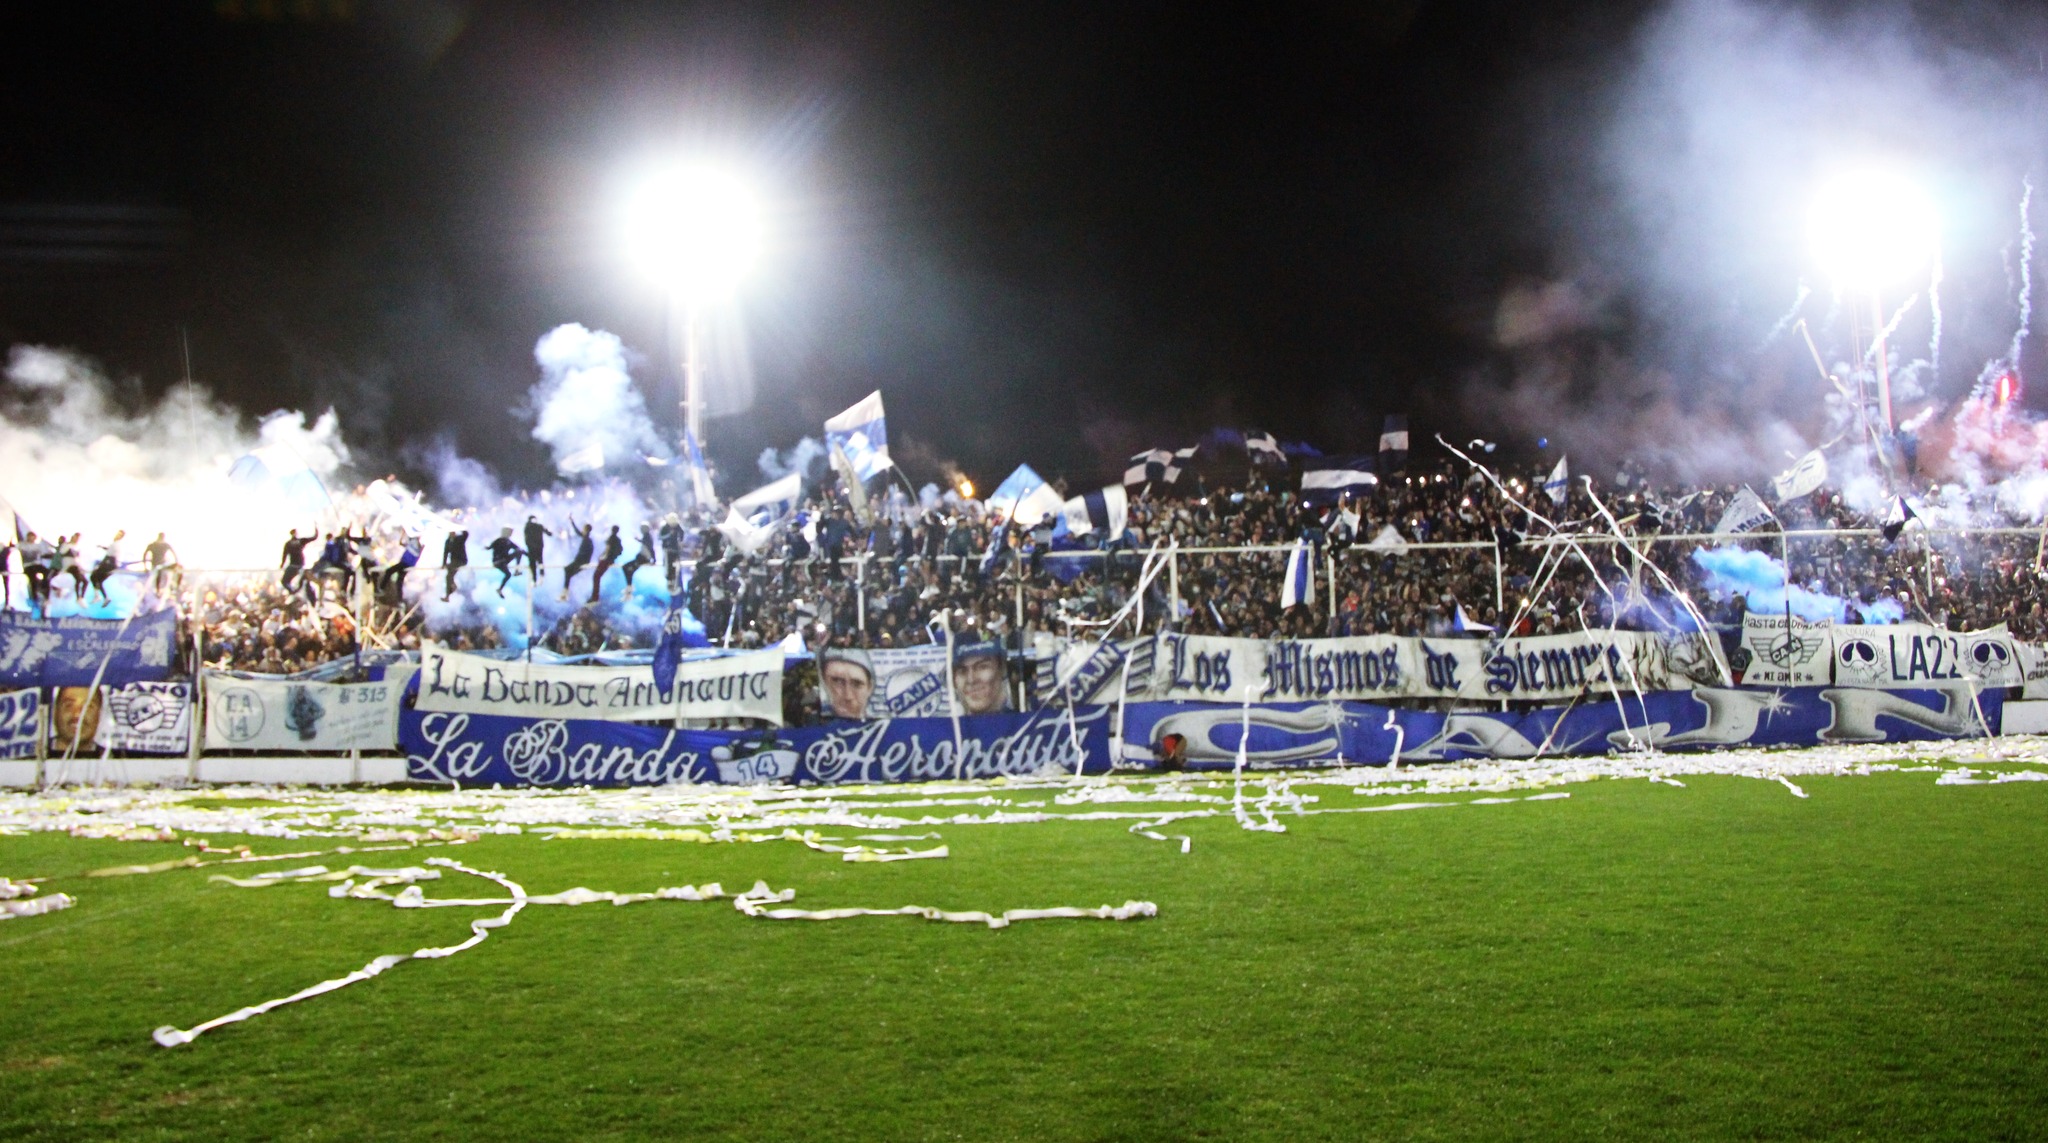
{"left": 821, "top": 653, "right": 875, "bottom": 720}
{"left": 952, "top": 650, "right": 1007, "bottom": 715}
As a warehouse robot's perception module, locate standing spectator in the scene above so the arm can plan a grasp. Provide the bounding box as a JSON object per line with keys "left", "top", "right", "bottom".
{"left": 523, "top": 515, "right": 551, "bottom": 585}
{"left": 441, "top": 529, "right": 470, "bottom": 601}
{"left": 487, "top": 528, "right": 523, "bottom": 597}
{"left": 589, "top": 525, "right": 625, "bottom": 604}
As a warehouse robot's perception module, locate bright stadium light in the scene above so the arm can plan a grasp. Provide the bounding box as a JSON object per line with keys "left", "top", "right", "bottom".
{"left": 624, "top": 163, "right": 764, "bottom": 299}
{"left": 622, "top": 161, "right": 766, "bottom": 458}
{"left": 1808, "top": 168, "right": 1939, "bottom": 289}
{"left": 1807, "top": 167, "right": 1939, "bottom": 435}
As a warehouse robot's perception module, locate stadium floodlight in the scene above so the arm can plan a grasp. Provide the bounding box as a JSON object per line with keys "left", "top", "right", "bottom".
{"left": 1807, "top": 167, "right": 1939, "bottom": 433}
{"left": 623, "top": 162, "right": 765, "bottom": 456}
{"left": 1809, "top": 168, "right": 1938, "bottom": 289}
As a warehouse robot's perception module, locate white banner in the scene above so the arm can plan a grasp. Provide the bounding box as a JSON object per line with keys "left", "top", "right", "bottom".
{"left": 1740, "top": 614, "right": 1832, "bottom": 686}
{"left": 416, "top": 645, "right": 782, "bottom": 724}
{"left": 1831, "top": 623, "right": 2021, "bottom": 690}
{"left": 1152, "top": 630, "right": 1672, "bottom": 703}
{"left": 0, "top": 687, "right": 38, "bottom": 760}
{"left": 98, "top": 681, "right": 194, "bottom": 755}
{"left": 205, "top": 674, "right": 404, "bottom": 752}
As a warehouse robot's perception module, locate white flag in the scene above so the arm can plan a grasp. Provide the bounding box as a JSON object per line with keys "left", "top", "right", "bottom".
{"left": 1543, "top": 456, "right": 1570, "bottom": 506}
{"left": 1714, "top": 486, "right": 1775, "bottom": 535}
{"left": 1771, "top": 449, "right": 1828, "bottom": 502}
{"left": 558, "top": 441, "right": 605, "bottom": 474}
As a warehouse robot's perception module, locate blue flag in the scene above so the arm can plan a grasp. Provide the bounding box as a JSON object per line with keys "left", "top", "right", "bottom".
{"left": 652, "top": 605, "right": 710, "bottom": 693}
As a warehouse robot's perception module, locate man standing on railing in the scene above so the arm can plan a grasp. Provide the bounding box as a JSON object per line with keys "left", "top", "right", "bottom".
{"left": 16, "top": 531, "right": 51, "bottom": 614}
{"left": 523, "top": 515, "right": 550, "bottom": 586}
{"left": 558, "top": 521, "right": 594, "bottom": 601}
{"left": 143, "top": 532, "right": 178, "bottom": 595}
{"left": 279, "top": 527, "right": 316, "bottom": 592}
{"left": 588, "top": 524, "right": 624, "bottom": 604}
{"left": 87, "top": 530, "right": 124, "bottom": 605}
{"left": 488, "top": 528, "right": 523, "bottom": 597}
{"left": 621, "top": 523, "right": 657, "bottom": 599}
{"left": 658, "top": 513, "right": 686, "bottom": 591}
{"left": 441, "top": 529, "right": 469, "bottom": 601}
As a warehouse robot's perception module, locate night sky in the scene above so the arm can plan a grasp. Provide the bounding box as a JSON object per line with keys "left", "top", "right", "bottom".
{"left": 2, "top": 0, "right": 2040, "bottom": 494}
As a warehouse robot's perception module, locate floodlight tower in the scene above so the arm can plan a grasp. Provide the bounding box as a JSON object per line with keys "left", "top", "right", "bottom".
{"left": 1808, "top": 168, "right": 1940, "bottom": 434}
{"left": 624, "top": 163, "right": 764, "bottom": 453}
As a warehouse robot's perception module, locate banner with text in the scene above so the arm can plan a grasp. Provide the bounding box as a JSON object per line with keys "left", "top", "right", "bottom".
{"left": 205, "top": 673, "right": 405, "bottom": 752}
{"left": 0, "top": 609, "right": 179, "bottom": 689}
{"left": 97, "top": 681, "right": 193, "bottom": 755}
{"left": 0, "top": 688, "right": 38, "bottom": 760}
{"left": 403, "top": 701, "right": 1110, "bottom": 788}
{"left": 1737, "top": 614, "right": 1832, "bottom": 686}
{"left": 414, "top": 645, "right": 783, "bottom": 724}
{"left": 1829, "top": 623, "right": 2023, "bottom": 690}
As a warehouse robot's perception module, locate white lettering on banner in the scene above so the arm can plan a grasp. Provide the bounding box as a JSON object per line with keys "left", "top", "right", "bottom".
{"left": 1831, "top": 623, "right": 2021, "bottom": 690}
{"left": 416, "top": 645, "right": 782, "bottom": 724}
{"left": 804, "top": 709, "right": 1105, "bottom": 785}
{"left": 0, "top": 687, "right": 39, "bottom": 760}
{"left": 204, "top": 672, "right": 404, "bottom": 752}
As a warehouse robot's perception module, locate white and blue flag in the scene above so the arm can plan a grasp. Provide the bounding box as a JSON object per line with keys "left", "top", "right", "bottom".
{"left": 824, "top": 390, "right": 892, "bottom": 483}
{"left": 1452, "top": 603, "right": 1495, "bottom": 635}
{"left": 681, "top": 427, "right": 717, "bottom": 507}
{"left": 1543, "top": 455, "right": 1570, "bottom": 506}
{"left": 731, "top": 471, "right": 801, "bottom": 519}
{"left": 985, "top": 464, "right": 1066, "bottom": 527}
{"left": 1280, "top": 537, "right": 1316, "bottom": 611}
{"left": 1299, "top": 456, "right": 1378, "bottom": 504}
{"left": 1124, "top": 445, "right": 1197, "bottom": 487}
{"left": 1245, "top": 430, "right": 1286, "bottom": 466}
{"left": 1060, "top": 484, "right": 1128, "bottom": 539}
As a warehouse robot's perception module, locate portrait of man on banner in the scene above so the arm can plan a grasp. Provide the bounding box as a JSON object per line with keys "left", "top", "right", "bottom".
{"left": 952, "top": 642, "right": 1009, "bottom": 715}
{"left": 820, "top": 648, "right": 875, "bottom": 720}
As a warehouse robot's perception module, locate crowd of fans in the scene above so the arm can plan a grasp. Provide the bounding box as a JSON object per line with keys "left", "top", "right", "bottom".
{"left": 10, "top": 454, "right": 2048, "bottom": 677}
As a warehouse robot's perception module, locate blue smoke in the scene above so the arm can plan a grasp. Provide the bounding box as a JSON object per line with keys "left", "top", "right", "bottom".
{"left": 1689, "top": 545, "right": 1902, "bottom": 624}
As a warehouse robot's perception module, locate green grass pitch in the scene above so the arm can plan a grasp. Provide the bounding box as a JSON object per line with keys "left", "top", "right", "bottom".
{"left": 4, "top": 766, "right": 2048, "bottom": 1140}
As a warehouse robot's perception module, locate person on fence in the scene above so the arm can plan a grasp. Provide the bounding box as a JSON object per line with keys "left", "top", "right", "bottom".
{"left": 379, "top": 534, "right": 422, "bottom": 604}
{"left": 279, "top": 528, "right": 316, "bottom": 592}
{"left": 441, "top": 529, "right": 469, "bottom": 600}
{"left": 558, "top": 522, "right": 594, "bottom": 600}
{"left": 0, "top": 535, "right": 12, "bottom": 610}
{"left": 17, "top": 532, "right": 51, "bottom": 614}
{"left": 58, "top": 534, "right": 87, "bottom": 600}
{"left": 621, "top": 523, "right": 657, "bottom": 599}
{"left": 588, "top": 524, "right": 624, "bottom": 604}
{"left": 523, "top": 515, "right": 551, "bottom": 585}
{"left": 310, "top": 528, "right": 366, "bottom": 599}
{"left": 659, "top": 513, "right": 686, "bottom": 590}
{"left": 88, "top": 530, "right": 124, "bottom": 604}
{"left": 488, "top": 528, "right": 523, "bottom": 597}
{"left": 143, "top": 532, "right": 179, "bottom": 595}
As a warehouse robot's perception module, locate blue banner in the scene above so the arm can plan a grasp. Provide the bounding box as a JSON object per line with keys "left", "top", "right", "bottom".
{"left": 0, "top": 609, "right": 180, "bottom": 689}
{"left": 400, "top": 675, "right": 2004, "bottom": 788}
{"left": 1119, "top": 684, "right": 2006, "bottom": 768}
{"left": 402, "top": 696, "right": 1114, "bottom": 787}
{"left": 0, "top": 687, "right": 39, "bottom": 760}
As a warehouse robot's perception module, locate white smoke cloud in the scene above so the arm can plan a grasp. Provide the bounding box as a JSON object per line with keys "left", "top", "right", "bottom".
{"left": 757, "top": 435, "right": 824, "bottom": 483}
{"left": 0, "top": 346, "right": 349, "bottom": 570}
{"left": 527, "top": 324, "right": 668, "bottom": 477}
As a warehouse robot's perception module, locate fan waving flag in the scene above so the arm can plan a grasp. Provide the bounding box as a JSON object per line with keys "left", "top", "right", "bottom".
{"left": 1881, "top": 496, "right": 1920, "bottom": 543}
{"left": 824, "top": 390, "right": 891, "bottom": 483}
{"left": 681, "top": 427, "right": 717, "bottom": 507}
{"left": 1453, "top": 603, "right": 1495, "bottom": 635}
{"left": 1060, "top": 485, "right": 1129, "bottom": 538}
{"left": 1378, "top": 414, "right": 1409, "bottom": 472}
{"left": 1714, "top": 486, "right": 1774, "bottom": 535}
{"left": 1300, "top": 456, "right": 1378, "bottom": 504}
{"left": 1124, "top": 445, "right": 1199, "bottom": 487}
{"left": 1771, "top": 449, "right": 1828, "bottom": 502}
{"left": 1280, "top": 537, "right": 1316, "bottom": 610}
{"left": 1543, "top": 456, "right": 1570, "bottom": 506}
{"left": 985, "top": 465, "right": 1065, "bottom": 527}
{"left": 1244, "top": 430, "right": 1286, "bottom": 467}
